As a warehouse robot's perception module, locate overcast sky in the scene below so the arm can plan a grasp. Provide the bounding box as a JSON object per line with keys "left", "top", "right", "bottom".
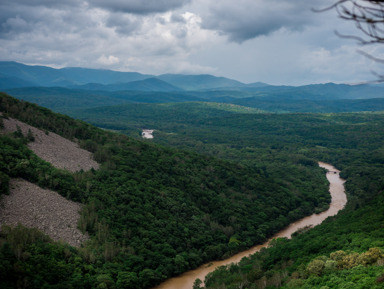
{"left": 1, "top": 0, "right": 384, "bottom": 85}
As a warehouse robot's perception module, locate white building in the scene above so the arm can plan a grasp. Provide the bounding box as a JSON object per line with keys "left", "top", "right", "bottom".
{"left": 142, "top": 129, "right": 154, "bottom": 139}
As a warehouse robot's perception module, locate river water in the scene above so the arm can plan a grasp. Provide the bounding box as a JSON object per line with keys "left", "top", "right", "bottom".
{"left": 152, "top": 162, "right": 347, "bottom": 289}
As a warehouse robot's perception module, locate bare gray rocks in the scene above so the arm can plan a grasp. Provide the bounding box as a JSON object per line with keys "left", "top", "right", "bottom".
{"left": 0, "top": 179, "right": 88, "bottom": 247}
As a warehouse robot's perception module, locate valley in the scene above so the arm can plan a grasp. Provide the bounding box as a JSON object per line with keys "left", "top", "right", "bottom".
{"left": 0, "top": 63, "right": 384, "bottom": 289}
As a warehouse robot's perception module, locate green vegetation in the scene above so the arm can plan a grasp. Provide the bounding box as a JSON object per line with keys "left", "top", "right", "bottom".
{"left": 66, "top": 102, "right": 384, "bottom": 206}
{"left": 0, "top": 93, "right": 332, "bottom": 288}
{"left": 126, "top": 107, "right": 384, "bottom": 289}
{"left": 2, "top": 62, "right": 384, "bottom": 289}
{"left": 2, "top": 88, "right": 384, "bottom": 288}
{"left": 60, "top": 101, "right": 384, "bottom": 288}
{"left": 202, "top": 191, "right": 384, "bottom": 289}
{"left": 0, "top": 224, "right": 94, "bottom": 289}
{"left": 6, "top": 81, "right": 384, "bottom": 115}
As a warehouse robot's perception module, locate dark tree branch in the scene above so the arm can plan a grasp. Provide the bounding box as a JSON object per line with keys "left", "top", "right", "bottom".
{"left": 316, "top": 1, "right": 384, "bottom": 81}
{"left": 358, "top": 49, "right": 384, "bottom": 62}
{"left": 316, "top": 1, "right": 384, "bottom": 44}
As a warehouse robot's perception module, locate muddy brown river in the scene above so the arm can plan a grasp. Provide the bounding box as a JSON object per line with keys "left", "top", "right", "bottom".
{"left": 152, "top": 162, "right": 347, "bottom": 289}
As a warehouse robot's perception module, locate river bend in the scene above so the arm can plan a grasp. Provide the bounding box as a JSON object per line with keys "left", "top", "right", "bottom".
{"left": 153, "top": 162, "right": 347, "bottom": 289}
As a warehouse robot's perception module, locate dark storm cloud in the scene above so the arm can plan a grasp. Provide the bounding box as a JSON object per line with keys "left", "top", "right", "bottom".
{"left": 0, "top": 8, "right": 40, "bottom": 38}
{"left": 1, "top": 0, "right": 371, "bottom": 85}
{"left": 1, "top": 0, "right": 81, "bottom": 9}
{"left": 87, "top": 0, "right": 192, "bottom": 15}
{"left": 201, "top": 0, "right": 323, "bottom": 42}
{"left": 0, "top": 0, "right": 85, "bottom": 38}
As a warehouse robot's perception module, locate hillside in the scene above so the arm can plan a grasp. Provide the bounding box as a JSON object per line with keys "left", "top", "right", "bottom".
{"left": 0, "top": 92, "right": 331, "bottom": 289}
{"left": 1, "top": 114, "right": 99, "bottom": 172}
{"left": 0, "top": 112, "right": 99, "bottom": 247}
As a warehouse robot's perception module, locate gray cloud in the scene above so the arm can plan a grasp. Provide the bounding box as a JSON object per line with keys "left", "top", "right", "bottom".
{"left": 87, "top": 0, "right": 191, "bottom": 15}
{"left": 200, "top": 0, "right": 326, "bottom": 42}
{"left": 106, "top": 13, "right": 143, "bottom": 35}
{"left": 170, "top": 13, "right": 187, "bottom": 24}
{"left": 0, "top": 15, "right": 31, "bottom": 37}
{"left": 1, "top": 0, "right": 81, "bottom": 9}
{"left": 0, "top": 1, "right": 81, "bottom": 38}
{"left": 0, "top": 0, "right": 376, "bottom": 85}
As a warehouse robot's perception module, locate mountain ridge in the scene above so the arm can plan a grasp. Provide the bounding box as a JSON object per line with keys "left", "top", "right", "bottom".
{"left": 72, "top": 77, "right": 183, "bottom": 92}
{"left": 0, "top": 61, "right": 250, "bottom": 90}
{"left": 1, "top": 62, "right": 383, "bottom": 103}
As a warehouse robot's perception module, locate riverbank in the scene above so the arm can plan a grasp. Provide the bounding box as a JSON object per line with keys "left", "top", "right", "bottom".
{"left": 152, "top": 162, "right": 347, "bottom": 289}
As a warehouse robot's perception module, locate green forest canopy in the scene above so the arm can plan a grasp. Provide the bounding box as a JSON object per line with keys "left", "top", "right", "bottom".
{"left": 1, "top": 92, "right": 384, "bottom": 288}
{"left": 0, "top": 92, "right": 330, "bottom": 289}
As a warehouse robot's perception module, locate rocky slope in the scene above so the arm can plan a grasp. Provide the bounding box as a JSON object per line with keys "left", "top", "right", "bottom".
{"left": 0, "top": 179, "right": 88, "bottom": 247}
{"left": 1, "top": 115, "right": 99, "bottom": 172}
{"left": 0, "top": 116, "right": 98, "bottom": 246}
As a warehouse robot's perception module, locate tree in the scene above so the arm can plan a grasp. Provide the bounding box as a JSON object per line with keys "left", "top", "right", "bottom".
{"left": 326, "top": 1, "right": 384, "bottom": 44}
{"left": 193, "top": 278, "right": 203, "bottom": 289}
{"left": 116, "top": 272, "right": 139, "bottom": 289}
{"left": 323, "top": 1, "right": 384, "bottom": 80}
{"left": 306, "top": 259, "right": 326, "bottom": 276}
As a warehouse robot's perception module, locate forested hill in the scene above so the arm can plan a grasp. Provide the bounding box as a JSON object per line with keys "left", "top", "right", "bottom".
{"left": 0, "top": 92, "right": 330, "bottom": 289}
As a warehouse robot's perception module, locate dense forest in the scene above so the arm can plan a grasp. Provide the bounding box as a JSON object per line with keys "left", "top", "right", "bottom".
{"left": 95, "top": 105, "right": 384, "bottom": 288}
{"left": 54, "top": 101, "right": 384, "bottom": 288}
{"left": 0, "top": 93, "right": 332, "bottom": 289}
{"left": 203, "top": 192, "right": 384, "bottom": 288}
{"left": 65, "top": 102, "right": 384, "bottom": 205}
{"left": 1, "top": 90, "right": 384, "bottom": 288}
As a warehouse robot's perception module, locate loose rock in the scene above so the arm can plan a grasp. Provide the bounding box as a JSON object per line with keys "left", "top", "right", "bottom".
{"left": 1, "top": 116, "right": 99, "bottom": 172}
{"left": 0, "top": 179, "right": 88, "bottom": 247}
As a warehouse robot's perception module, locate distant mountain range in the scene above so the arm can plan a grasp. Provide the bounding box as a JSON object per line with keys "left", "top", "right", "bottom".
{"left": 73, "top": 77, "right": 183, "bottom": 92}
{"left": 1, "top": 61, "right": 384, "bottom": 113}
{"left": 0, "top": 61, "right": 254, "bottom": 91}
